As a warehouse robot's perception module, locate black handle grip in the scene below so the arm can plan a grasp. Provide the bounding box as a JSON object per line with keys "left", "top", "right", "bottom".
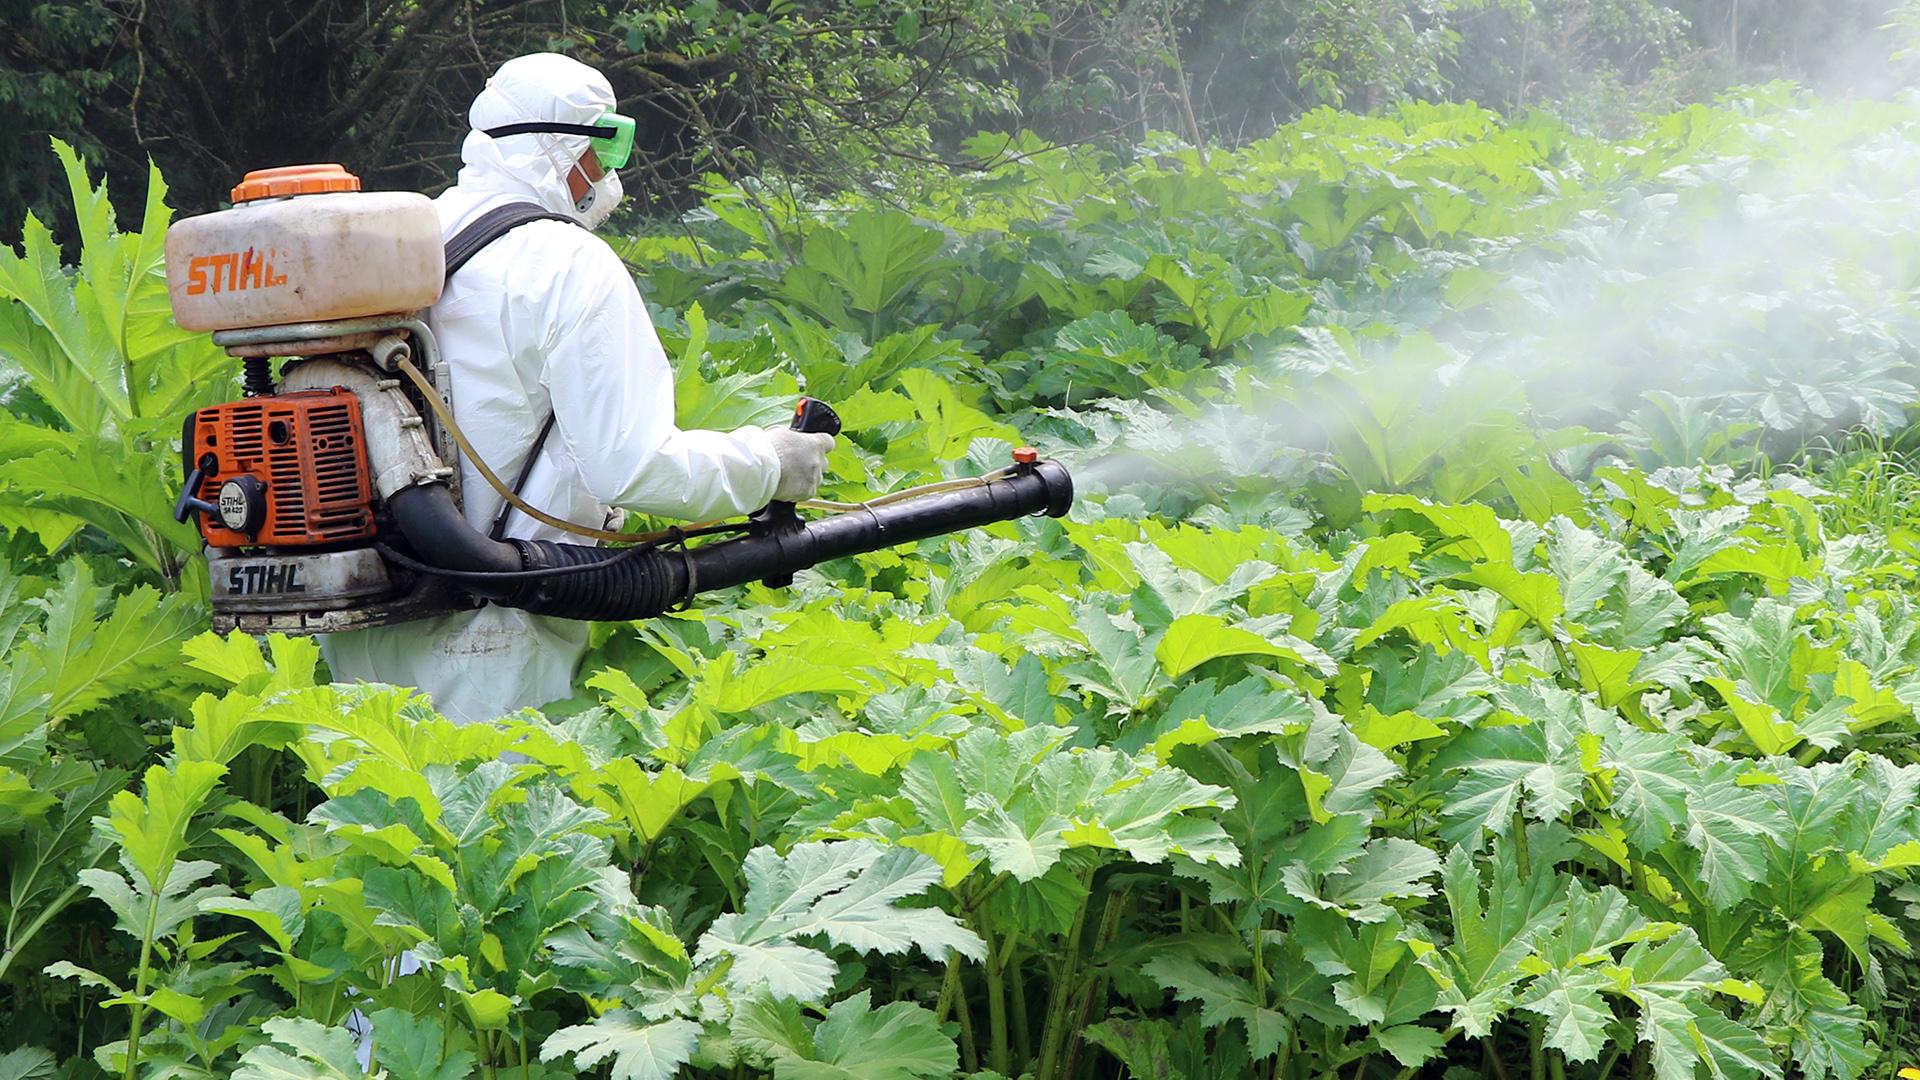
{"left": 790, "top": 397, "right": 841, "bottom": 436}
{"left": 174, "top": 467, "right": 217, "bottom": 524}
{"left": 757, "top": 398, "right": 842, "bottom": 588}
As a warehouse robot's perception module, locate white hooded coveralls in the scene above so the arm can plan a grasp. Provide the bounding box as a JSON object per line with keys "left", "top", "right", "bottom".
{"left": 321, "top": 54, "right": 784, "bottom": 725}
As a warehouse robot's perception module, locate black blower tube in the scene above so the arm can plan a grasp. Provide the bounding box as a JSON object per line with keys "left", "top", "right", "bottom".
{"left": 386, "top": 460, "right": 1073, "bottom": 622}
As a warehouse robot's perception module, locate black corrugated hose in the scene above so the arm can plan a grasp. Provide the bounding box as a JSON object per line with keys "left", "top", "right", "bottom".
{"left": 382, "top": 460, "right": 1073, "bottom": 623}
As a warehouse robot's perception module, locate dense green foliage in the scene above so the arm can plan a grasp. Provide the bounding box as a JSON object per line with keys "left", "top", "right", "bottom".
{"left": 8, "top": 85, "right": 1920, "bottom": 1079}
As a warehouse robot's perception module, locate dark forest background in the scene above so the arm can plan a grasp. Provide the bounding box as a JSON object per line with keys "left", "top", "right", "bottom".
{"left": 4, "top": 0, "right": 1916, "bottom": 241}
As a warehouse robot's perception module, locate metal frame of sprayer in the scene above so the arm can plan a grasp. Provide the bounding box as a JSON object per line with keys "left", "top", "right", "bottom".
{"left": 188, "top": 315, "right": 476, "bottom": 635}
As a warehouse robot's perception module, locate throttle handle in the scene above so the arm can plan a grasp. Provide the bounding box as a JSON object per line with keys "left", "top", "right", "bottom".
{"left": 790, "top": 397, "right": 841, "bottom": 436}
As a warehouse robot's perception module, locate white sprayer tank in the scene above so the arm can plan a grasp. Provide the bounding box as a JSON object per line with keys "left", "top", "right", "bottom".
{"left": 165, "top": 164, "right": 443, "bottom": 333}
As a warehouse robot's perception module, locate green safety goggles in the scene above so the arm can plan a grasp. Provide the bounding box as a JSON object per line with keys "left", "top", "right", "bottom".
{"left": 482, "top": 112, "right": 636, "bottom": 171}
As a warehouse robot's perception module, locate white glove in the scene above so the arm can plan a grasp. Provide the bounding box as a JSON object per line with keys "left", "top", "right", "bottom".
{"left": 764, "top": 428, "right": 834, "bottom": 502}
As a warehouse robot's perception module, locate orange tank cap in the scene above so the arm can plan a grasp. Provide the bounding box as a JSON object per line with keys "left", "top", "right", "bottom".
{"left": 1012, "top": 446, "right": 1040, "bottom": 464}
{"left": 231, "top": 164, "right": 362, "bottom": 203}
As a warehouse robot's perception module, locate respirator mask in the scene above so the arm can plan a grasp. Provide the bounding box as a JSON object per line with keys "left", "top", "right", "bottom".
{"left": 483, "top": 111, "right": 635, "bottom": 229}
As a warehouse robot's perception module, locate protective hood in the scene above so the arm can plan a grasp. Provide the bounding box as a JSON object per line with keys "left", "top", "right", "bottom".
{"left": 458, "top": 53, "right": 621, "bottom": 223}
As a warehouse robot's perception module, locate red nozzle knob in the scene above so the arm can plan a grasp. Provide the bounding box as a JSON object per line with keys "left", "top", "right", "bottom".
{"left": 1012, "top": 446, "right": 1039, "bottom": 464}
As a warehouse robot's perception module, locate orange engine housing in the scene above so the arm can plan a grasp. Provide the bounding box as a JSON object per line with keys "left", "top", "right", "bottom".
{"left": 184, "top": 389, "right": 377, "bottom": 547}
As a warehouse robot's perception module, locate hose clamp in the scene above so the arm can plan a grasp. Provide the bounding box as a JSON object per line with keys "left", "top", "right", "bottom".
{"left": 662, "top": 526, "right": 699, "bottom": 612}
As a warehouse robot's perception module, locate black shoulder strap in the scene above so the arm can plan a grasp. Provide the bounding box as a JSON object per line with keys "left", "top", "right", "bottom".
{"left": 443, "top": 201, "right": 575, "bottom": 280}
{"left": 439, "top": 202, "right": 576, "bottom": 540}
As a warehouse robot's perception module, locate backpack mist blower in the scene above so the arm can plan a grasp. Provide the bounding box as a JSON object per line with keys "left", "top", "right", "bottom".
{"left": 163, "top": 165, "right": 1073, "bottom": 635}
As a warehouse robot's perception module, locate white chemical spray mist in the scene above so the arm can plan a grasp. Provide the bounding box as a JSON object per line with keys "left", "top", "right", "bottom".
{"left": 1056, "top": 82, "right": 1920, "bottom": 515}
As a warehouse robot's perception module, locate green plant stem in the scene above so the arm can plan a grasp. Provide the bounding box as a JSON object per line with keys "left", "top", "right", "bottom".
{"left": 1595, "top": 1040, "right": 1625, "bottom": 1080}
{"left": 122, "top": 322, "right": 141, "bottom": 421}
{"left": 935, "top": 955, "right": 960, "bottom": 1022}
{"left": 1529, "top": 1017, "right": 1545, "bottom": 1080}
{"left": 692, "top": 954, "right": 735, "bottom": 997}
{"left": 517, "top": 1015, "right": 531, "bottom": 1079}
{"left": 1549, "top": 637, "right": 1576, "bottom": 682}
{"left": 121, "top": 892, "right": 166, "bottom": 1080}
{"left": 247, "top": 746, "right": 272, "bottom": 809}
{"left": 1060, "top": 884, "right": 1131, "bottom": 1080}
{"left": 963, "top": 872, "right": 1011, "bottom": 914}
{"left": 1034, "top": 868, "right": 1095, "bottom": 1080}
{"left": 1482, "top": 1037, "right": 1510, "bottom": 1080}
{"left": 954, "top": 962, "right": 981, "bottom": 1073}
{"left": 1627, "top": 853, "right": 1648, "bottom": 896}
{"left": 981, "top": 923, "right": 1010, "bottom": 1076}
{"left": 1251, "top": 913, "right": 1269, "bottom": 998}
{"left": 1010, "top": 954, "right": 1032, "bottom": 1066}
{"left": 0, "top": 880, "right": 83, "bottom": 983}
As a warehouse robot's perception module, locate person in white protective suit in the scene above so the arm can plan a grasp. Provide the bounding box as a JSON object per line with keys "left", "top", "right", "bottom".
{"left": 321, "top": 53, "right": 833, "bottom": 725}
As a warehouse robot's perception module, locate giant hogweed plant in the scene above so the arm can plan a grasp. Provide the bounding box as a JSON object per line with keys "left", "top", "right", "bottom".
{"left": 0, "top": 140, "right": 231, "bottom": 591}
{"left": 48, "top": 639, "right": 988, "bottom": 1080}
{"left": 605, "top": 461, "right": 1920, "bottom": 1078}
{"left": 35, "top": 462, "right": 1920, "bottom": 1079}
{"left": 0, "top": 556, "right": 205, "bottom": 1020}
{"left": 632, "top": 92, "right": 1920, "bottom": 508}
{"left": 12, "top": 91, "right": 1920, "bottom": 1080}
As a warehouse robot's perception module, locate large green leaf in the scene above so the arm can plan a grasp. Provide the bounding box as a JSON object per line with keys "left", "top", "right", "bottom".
{"left": 539, "top": 1014, "right": 700, "bottom": 1080}
{"left": 696, "top": 842, "right": 982, "bottom": 1002}
{"left": 230, "top": 1018, "right": 368, "bottom": 1080}
{"left": 788, "top": 209, "right": 947, "bottom": 328}
{"left": 1597, "top": 726, "right": 1693, "bottom": 850}
{"left": 0, "top": 1048, "right": 54, "bottom": 1080}
{"left": 1676, "top": 759, "right": 1784, "bottom": 911}
{"left": 1617, "top": 934, "right": 1769, "bottom": 1080}
{"left": 15, "top": 561, "right": 203, "bottom": 720}
{"left": 0, "top": 142, "right": 227, "bottom": 572}
{"left": 369, "top": 1009, "right": 478, "bottom": 1080}
{"left": 1155, "top": 613, "right": 1327, "bottom": 678}
{"left": 1081, "top": 1018, "right": 1186, "bottom": 1080}
{"left": 1732, "top": 927, "right": 1866, "bottom": 1079}
{"left": 960, "top": 799, "right": 1067, "bottom": 882}
{"left": 1143, "top": 954, "right": 1293, "bottom": 1060}
{"left": 5, "top": 765, "right": 123, "bottom": 923}
{"left": 1517, "top": 967, "right": 1613, "bottom": 1063}
{"left": 79, "top": 858, "right": 229, "bottom": 943}
{"left": 98, "top": 759, "right": 226, "bottom": 888}
{"left": 1282, "top": 837, "right": 1439, "bottom": 924}
{"left": 776, "top": 992, "right": 956, "bottom": 1080}
{"left": 1431, "top": 686, "right": 1594, "bottom": 847}
{"left": 1420, "top": 840, "right": 1570, "bottom": 1037}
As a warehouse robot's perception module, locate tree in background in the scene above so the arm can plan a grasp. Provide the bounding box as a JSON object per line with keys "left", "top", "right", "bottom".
{"left": 1, "top": 0, "right": 1913, "bottom": 245}
{"left": 0, "top": 0, "right": 1038, "bottom": 243}
{"left": 0, "top": 1, "right": 125, "bottom": 242}
{"left": 988, "top": 0, "right": 1915, "bottom": 153}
